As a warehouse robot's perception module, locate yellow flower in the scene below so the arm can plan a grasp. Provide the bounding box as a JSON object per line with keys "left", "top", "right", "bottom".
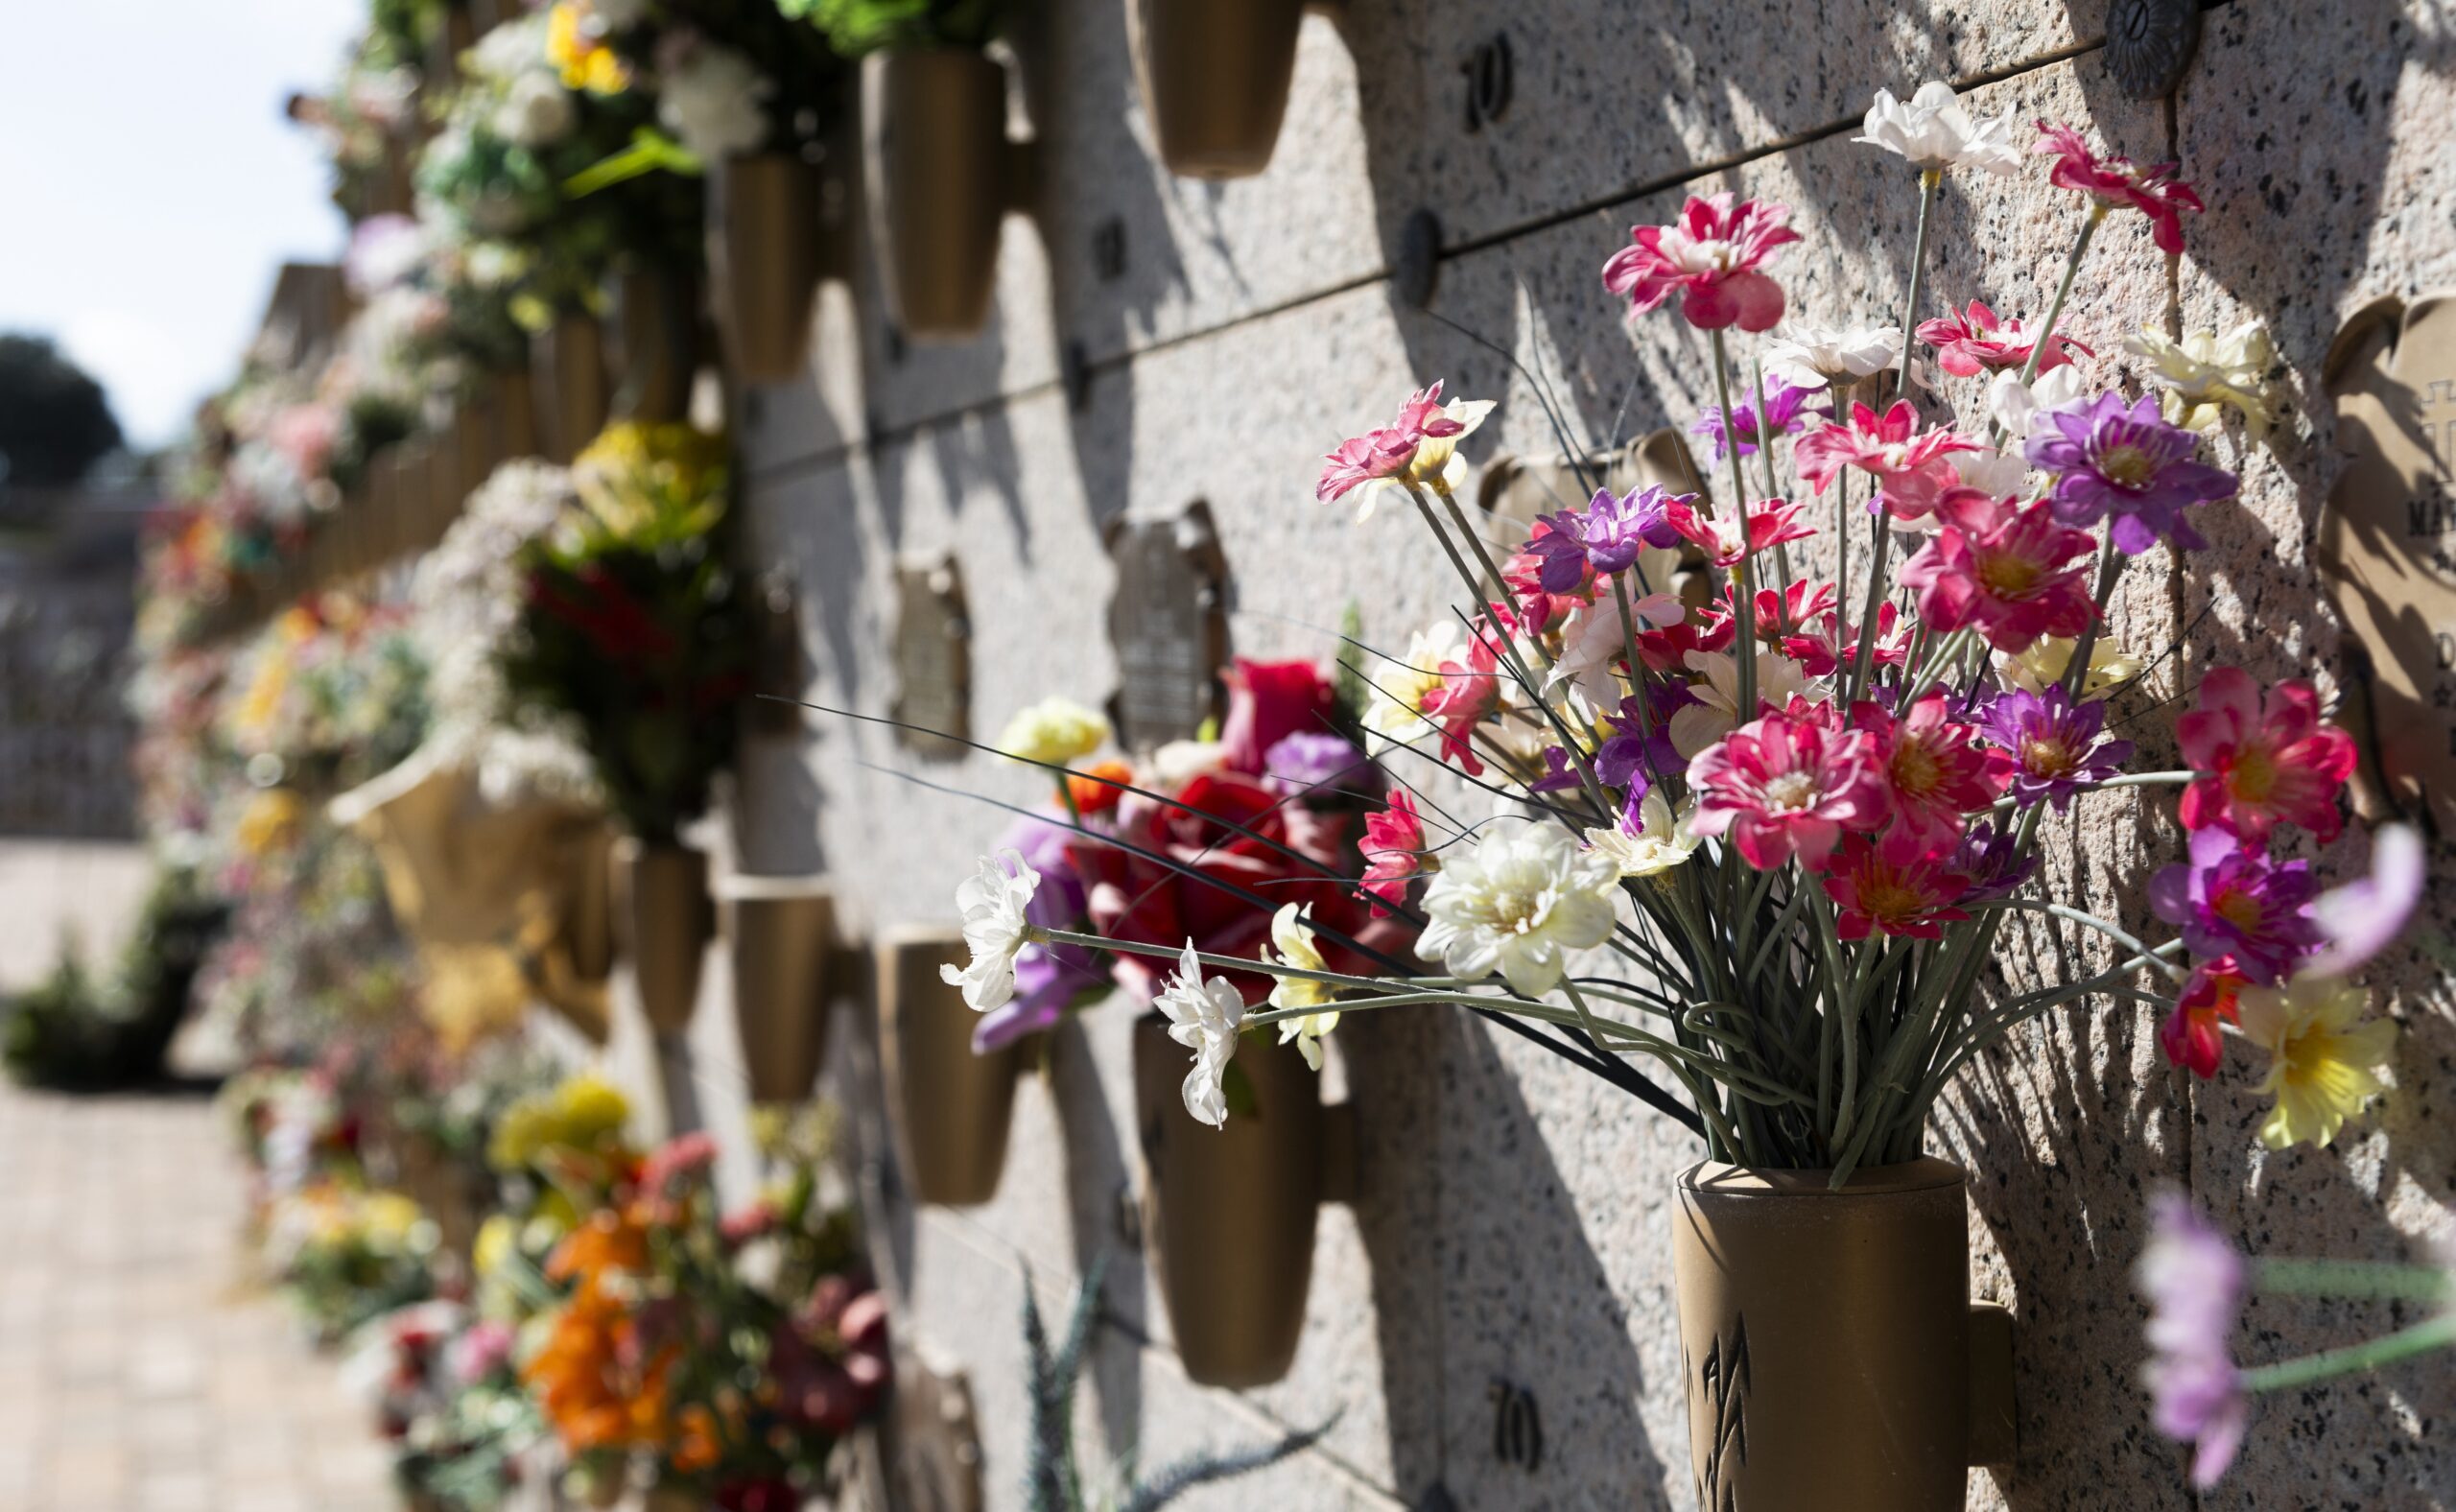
{"left": 546, "top": 3, "right": 630, "bottom": 94}
{"left": 998, "top": 697, "right": 1110, "bottom": 768}
{"left": 1264, "top": 903, "right": 1340, "bottom": 1069}
{"left": 2123, "top": 322, "right": 2279, "bottom": 439}
{"left": 235, "top": 789, "right": 303, "bottom": 858}
{"left": 2237, "top": 976, "right": 2397, "bottom": 1150}
{"left": 554, "top": 1072, "right": 630, "bottom": 1145}
{"left": 474, "top": 1214, "right": 516, "bottom": 1282}
{"left": 571, "top": 420, "right": 728, "bottom": 542}
{"left": 1994, "top": 635, "right": 2145, "bottom": 699}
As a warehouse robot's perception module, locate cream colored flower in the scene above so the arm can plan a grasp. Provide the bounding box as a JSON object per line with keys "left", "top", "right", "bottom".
{"left": 1417, "top": 820, "right": 1620, "bottom": 996}
{"left": 1154, "top": 939, "right": 1247, "bottom": 1127}
{"left": 997, "top": 697, "right": 1109, "bottom": 767}
{"left": 940, "top": 849, "right": 1041, "bottom": 1012}
{"left": 1362, "top": 626, "right": 1469, "bottom": 749}
{"left": 658, "top": 43, "right": 769, "bottom": 163}
{"left": 1666, "top": 650, "right": 1820, "bottom": 759}
{"left": 1855, "top": 82, "right": 2022, "bottom": 175}
{"left": 1993, "top": 635, "right": 2146, "bottom": 698}
{"left": 1986, "top": 364, "right": 2089, "bottom": 441}
{"left": 1547, "top": 588, "right": 1685, "bottom": 716}
{"left": 2237, "top": 976, "right": 2397, "bottom": 1150}
{"left": 1584, "top": 790, "right": 1701, "bottom": 878}
{"left": 2124, "top": 322, "right": 2279, "bottom": 439}
{"left": 1263, "top": 903, "right": 1340, "bottom": 1070}
{"left": 1765, "top": 322, "right": 1902, "bottom": 390}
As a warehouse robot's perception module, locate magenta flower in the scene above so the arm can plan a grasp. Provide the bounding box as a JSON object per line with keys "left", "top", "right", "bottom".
{"left": 1898, "top": 488, "right": 2101, "bottom": 653}
{"left": 1854, "top": 691, "right": 2007, "bottom": 850}
{"left": 1360, "top": 789, "right": 1429, "bottom": 917}
{"left": 2308, "top": 825, "right": 2425, "bottom": 977}
{"left": 2149, "top": 827, "right": 2324, "bottom": 984}
{"left": 1822, "top": 830, "right": 1972, "bottom": 940}
{"left": 2025, "top": 391, "right": 2237, "bottom": 554}
{"left": 1315, "top": 381, "right": 1494, "bottom": 515}
{"left": 1602, "top": 193, "right": 1802, "bottom": 332}
{"left": 2137, "top": 1193, "right": 2249, "bottom": 1489}
{"left": 1527, "top": 484, "right": 1685, "bottom": 591}
{"left": 1663, "top": 495, "right": 1815, "bottom": 569}
{"left": 1422, "top": 629, "right": 1501, "bottom": 777}
{"left": 1917, "top": 298, "right": 2092, "bottom": 378}
{"left": 2160, "top": 959, "right": 2247, "bottom": 1079}
{"left": 1688, "top": 711, "right": 1886, "bottom": 871}
{"left": 2037, "top": 122, "right": 2206, "bottom": 255}
{"left": 2176, "top": 667, "right": 2357, "bottom": 845}
{"left": 1793, "top": 399, "right": 1982, "bottom": 518}
{"left": 1978, "top": 685, "right": 2133, "bottom": 811}
{"left": 1950, "top": 819, "right": 2038, "bottom": 904}
{"left": 1690, "top": 376, "right": 1820, "bottom": 461}
{"left": 1783, "top": 600, "right": 1907, "bottom": 678}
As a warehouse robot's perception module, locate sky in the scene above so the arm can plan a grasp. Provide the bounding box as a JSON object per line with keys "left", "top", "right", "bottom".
{"left": 0, "top": 3, "right": 364, "bottom": 450}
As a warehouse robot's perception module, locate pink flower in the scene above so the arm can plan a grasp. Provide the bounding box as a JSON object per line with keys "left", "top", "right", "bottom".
{"left": 1360, "top": 789, "right": 1429, "bottom": 916}
{"left": 448, "top": 1320, "right": 516, "bottom": 1385}
{"left": 1688, "top": 711, "right": 1886, "bottom": 871}
{"left": 1821, "top": 830, "right": 1972, "bottom": 940}
{"left": 1601, "top": 193, "right": 1801, "bottom": 332}
{"left": 1663, "top": 496, "right": 1814, "bottom": 569}
{"left": 1897, "top": 488, "right": 2100, "bottom": 652}
{"left": 1783, "top": 601, "right": 1908, "bottom": 678}
{"left": 1792, "top": 400, "right": 1981, "bottom": 518}
{"left": 1746, "top": 579, "right": 1838, "bottom": 639}
{"left": 2160, "top": 959, "right": 2246, "bottom": 1079}
{"left": 1315, "top": 381, "right": 1494, "bottom": 514}
{"left": 1854, "top": 691, "right": 2007, "bottom": 849}
{"left": 1422, "top": 626, "right": 1501, "bottom": 777}
{"left": 1916, "top": 299, "right": 2092, "bottom": 378}
{"left": 1220, "top": 658, "right": 1335, "bottom": 776}
{"left": 2137, "top": 1193, "right": 2249, "bottom": 1489}
{"left": 2176, "top": 668, "right": 2357, "bottom": 845}
{"left": 2036, "top": 122, "right": 2206, "bottom": 255}
{"left": 269, "top": 403, "right": 341, "bottom": 482}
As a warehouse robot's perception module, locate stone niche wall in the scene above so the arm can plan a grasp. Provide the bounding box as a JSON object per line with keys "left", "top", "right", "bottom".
{"left": 643, "top": 2, "right": 2456, "bottom": 1506}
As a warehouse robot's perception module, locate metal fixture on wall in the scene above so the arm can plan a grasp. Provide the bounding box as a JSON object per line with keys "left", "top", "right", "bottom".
{"left": 2103, "top": 0, "right": 2203, "bottom": 98}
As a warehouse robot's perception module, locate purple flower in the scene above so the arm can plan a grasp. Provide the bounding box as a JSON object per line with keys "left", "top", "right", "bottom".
{"left": 1690, "top": 376, "right": 1819, "bottom": 461}
{"left": 2149, "top": 827, "right": 2324, "bottom": 983}
{"left": 1951, "top": 820, "right": 2038, "bottom": 904}
{"left": 1528, "top": 484, "right": 1686, "bottom": 592}
{"left": 1529, "top": 744, "right": 1584, "bottom": 793}
{"left": 975, "top": 814, "right": 1106, "bottom": 1051}
{"left": 1597, "top": 692, "right": 1688, "bottom": 788}
{"left": 2024, "top": 391, "right": 2237, "bottom": 555}
{"left": 1979, "top": 686, "right": 2134, "bottom": 811}
{"left": 2137, "top": 1193, "right": 2250, "bottom": 1489}
{"left": 1263, "top": 732, "right": 1374, "bottom": 800}
{"left": 2308, "top": 824, "right": 2425, "bottom": 977}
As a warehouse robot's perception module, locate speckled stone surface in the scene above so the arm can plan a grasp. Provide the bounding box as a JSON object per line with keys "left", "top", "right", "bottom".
{"left": 605, "top": 2, "right": 2456, "bottom": 1506}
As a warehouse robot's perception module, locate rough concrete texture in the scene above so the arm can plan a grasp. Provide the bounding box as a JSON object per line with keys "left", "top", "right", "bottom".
{"left": 617, "top": 2, "right": 2456, "bottom": 1506}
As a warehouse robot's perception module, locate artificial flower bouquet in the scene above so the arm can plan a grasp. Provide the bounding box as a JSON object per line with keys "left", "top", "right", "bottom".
{"left": 950, "top": 656, "right": 1418, "bottom": 1086}
{"left": 344, "top": 1299, "right": 541, "bottom": 1512}
{"left": 942, "top": 88, "right": 2420, "bottom": 1178}
{"left": 551, "top": 0, "right": 852, "bottom": 174}
{"left": 780, "top": 0, "right": 1008, "bottom": 55}
{"left": 496, "top": 420, "right": 750, "bottom": 846}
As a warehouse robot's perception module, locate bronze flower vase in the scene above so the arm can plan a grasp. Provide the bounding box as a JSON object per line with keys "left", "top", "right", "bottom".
{"left": 1128, "top": 0, "right": 1308, "bottom": 178}
{"left": 709, "top": 154, "right": 828, "bottom": 384}
{"left": 864, "top": 49, "right": 1036, "bottom": 341}
{"left": 1672, "top": 1159, "right": 2018, "bottom": 1511}
{"left": 488, "top": 366, "right": 537, "bottom": 464}
{"left": 614, "top": 839, "right": 715, "bottom": 1040}
{"left": 525, "top": 819, "right": 616, "bottom": 1044}
{"left": 1131, "top": 1014, "right": 1354, "bottom": 1388}
{"left": 531, "top": 311, "right": 609, "bottom": 463}
{"left": 878, "top": 926, "right": 1026, "bottom": 1206}
{"left": 610, "top": 265, "right": 699, "bottom": 424}
{"left": 720, "top": 876, "right": 850, "bottom": 1105}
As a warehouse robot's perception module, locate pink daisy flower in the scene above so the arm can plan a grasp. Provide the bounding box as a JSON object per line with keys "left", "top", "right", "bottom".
{"left": 1917, "top": 298, "right": 2093, "bottom": 379}
{"left": 1792, "top": 399, "right": 1982, "bottom": 518}
{"left": 1897, "top": 487, "right": 2100, "bottom": 652}
{"left": 1688, "top": 710, "right": 1886, "bottom": 871}
{"left": 2176, "top": 667, "right": 2357, "bottom": 845}
{"left": 1602, "top": 193, "right": 1802, "bottom": 332}
{"left": 2035, "top": 122, "right": 2206, "bottom": 255}
{"left": 1821, "top": 830, "right": 1973, "bottom": 941}
{"left": 1315, "top": 381, "right": 1494, "bottom": 515}
{"left": 1663, "top": 496, "right": 1815, "bottom": 569}
{"left": 1360, "top": 789, "right": 1429, "bottom": 916}
{"left": 1420, "top": 626, "right": 1501, "bottom": 777}
{"left": 1783, "top": 600, "right": 1909, "bottom": 678}
{"left": 1854, "top": 690, "right": 2007, "bottom": 850}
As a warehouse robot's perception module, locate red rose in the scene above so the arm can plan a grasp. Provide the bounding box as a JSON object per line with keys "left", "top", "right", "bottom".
{"left": 1219, "top": 658, "right": 1335, "bottom": 775}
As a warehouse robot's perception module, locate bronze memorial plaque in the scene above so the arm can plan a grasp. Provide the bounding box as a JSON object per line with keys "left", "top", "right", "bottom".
{"left": 890, "top": 555, "right": 972, "bottom": 759}
{"left": 1105, "top": 503, "right": 1230, "bottom": 751}
{"left": 2320, "top": 294, "right": 2456, "bottom": 833}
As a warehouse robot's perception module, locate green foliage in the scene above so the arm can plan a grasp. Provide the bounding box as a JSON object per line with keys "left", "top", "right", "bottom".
{"left": 0, "top": 334, "right": 123, "bottom": 488}
{"left": 1, "top": 868, "right": 226, "bottom": 1090}
{"left": 783, "top": 0, "right": 1005, "bottom": 56}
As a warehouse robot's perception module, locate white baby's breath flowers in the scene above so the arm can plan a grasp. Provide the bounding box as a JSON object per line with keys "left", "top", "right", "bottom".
{"left": 1263, "top": 903, "right": 1339, "bottom": 1071}
{"left": 1417, "top": 820, "right": 1621, "bottom": 996}
{"left": 1764, "top": 322, "right": 1902, "bottom": 390}
{"left": 658, "top": 44, "right": 770, "bottom": 163}
{"left": 1154, "top": 939, "right": 1247, "bottom": 1127}
{"left": 1855, "top": 82, "right": 2022, "bottom": 175}
{"left": 2124, "top": 322, "right": 2279, "bottom": 438}
{"left": 1584, "top": 790, "right": 1701, "bottom": 879}
{"left": 941, "top": 850, "right": 1042, "bottom": 1014}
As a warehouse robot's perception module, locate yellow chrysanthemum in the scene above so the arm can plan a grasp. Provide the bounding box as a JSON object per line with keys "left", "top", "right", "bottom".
{"left": 997, "top": 697, "right": 1111, "bottom": 768}
{"left": 546, "top": 3, "right": 630, "bottom": 94}
{"left": 2238, "top": 976, "right": 2397, "bottom": 1150}
{"left": 571, "top": 420, "right": 729, "bottom": 542}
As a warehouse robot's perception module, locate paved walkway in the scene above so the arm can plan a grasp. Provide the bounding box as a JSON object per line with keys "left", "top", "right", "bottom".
{"left": 0, "top": 1076, "right": 401, "bottom": 1512}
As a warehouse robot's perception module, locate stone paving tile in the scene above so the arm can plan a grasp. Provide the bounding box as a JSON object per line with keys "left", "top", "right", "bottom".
{"left": 0, "top": 1077, "right": 402, "bottom": 1512}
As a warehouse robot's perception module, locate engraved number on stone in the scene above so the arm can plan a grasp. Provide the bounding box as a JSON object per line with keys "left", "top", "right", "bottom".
{"left": 1490, "top": 1379, "right": 1542, "bottom": 1470}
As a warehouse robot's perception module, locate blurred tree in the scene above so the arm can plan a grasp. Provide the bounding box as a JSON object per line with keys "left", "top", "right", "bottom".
{"left": 0, "top": 334, "right": 123, "bottom": 487}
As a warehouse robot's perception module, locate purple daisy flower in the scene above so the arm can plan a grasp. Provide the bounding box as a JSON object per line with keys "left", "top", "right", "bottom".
{"left": 1529, "top": 744, "right": 1585, "bottom": 793}
{"left": 1596, "top": 690, "right": 1689, "bottom": 787}
{"left": 2023, "top": 391, "right": 2237, "bottom": 554}
{"left": 1527, "top": 484, "right": 1687, "bottom": 592}
{"left": 1951, "top": 819, "right": 2039, "bottom": 904}
{"left": 2137, "top": 1193, "right": 2250, "bottom": 1490}
{"left": 2149, "top": 827, "right": 2325, "bottom": 983}
{"left": 1979, "top": 686, "right": 2135, "bottom": 811}
{"left": 1690, "top": 376, "right": 1821, "bottom": 461}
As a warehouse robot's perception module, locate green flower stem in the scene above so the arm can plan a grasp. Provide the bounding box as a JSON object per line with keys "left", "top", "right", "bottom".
{"left": 1984, "top": 901, "right": 2188, "bottom": 983}
{"left": 2240, "top": 1314, "right": 2456, "bottom": 1396}
{"left": 1752, "top": 355, "right": 1794, "bottom": 589}
{"left": 1829, "top": 383, "right": 1854, "bottom": 595}
{"left": 2256, "top": 1261, "right": 2456, "bottom": 1306}
{"left": 2016, "top": 208, "right": 2103, "bottom": 389}
{"left": 1709, "top": 327, "right": 1759, "bottom": 719}
{"left": 1844, "top": 169, "right": 1941, "bottom": 710}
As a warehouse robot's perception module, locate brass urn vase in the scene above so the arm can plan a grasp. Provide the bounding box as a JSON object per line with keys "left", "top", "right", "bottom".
{"left": 614, "top": 839, "right": 715, "bottom": 1038}
{"left": 878, "top": 926, "right": 1026, "bottom": 1206}
{"left": 1128, "top": 0, "right": 1308, "bottom": 178}
{"left": 720, "top": 876, "right": 844, "bottom": 1105}
{"left": 864, "top": 49, "right": 1029, "bottom": 340}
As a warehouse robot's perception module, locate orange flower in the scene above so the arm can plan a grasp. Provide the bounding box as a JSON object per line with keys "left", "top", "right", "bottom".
{"left": 1069, "top": 759, "right": 1134, "bottom": 815}
{"left": 547, "top": 1206, "right": 648, "bottom": 1285}
{"left": 672, "top": 1403, "right": 722, "bottom": 1474}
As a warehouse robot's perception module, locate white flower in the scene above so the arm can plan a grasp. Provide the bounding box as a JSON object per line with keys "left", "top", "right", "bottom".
{"left": 657, "top": 44, "right": 771, "bottom": 163}
{"left": 997, "top": 697, "right": 1109, "bottom": 767}
{"left": 1952, "top": 446, "right": 2031, "bottom": 498}
{"left": 1666, "top": 650, "right": 1821, "bottom": 759}
{"left": 940, "top": 850, "right": 1042, "bottom": 1013}
{"left": 1153, "top": 939, "right": 1246, "bottom": 1126}
{"left": 1986, "top": 364, "right": 2088, "bottom": 441}
{"left": 1855, "top": 82, "right": 2021, "bottom": 175}
{"left": 2124, "top": 322, "right": 2279, "bottom": 439}
{"left": 1263, "top": 904, "right": 1339, "bottom": 1071}
{"left": 1417, "top": 821, "right": 1620, "bottom": 996}
{"left": 1361, "top": 626, "right": 1469, "bottom": 749}
{"left": 1584, "top": 790, "right": 1701, "bottom": 879}
{"left": 494, "top": 69, "right": 577, "bottom": 148}
{"left": 1764, "top": 322, "right": 1903, "bottom": 389}
{"left": 1547, "top": 586, "right": 1685, "bottom": 716}
{"left": 1992, "top": 635, "right": 2146, "bottom": 699}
